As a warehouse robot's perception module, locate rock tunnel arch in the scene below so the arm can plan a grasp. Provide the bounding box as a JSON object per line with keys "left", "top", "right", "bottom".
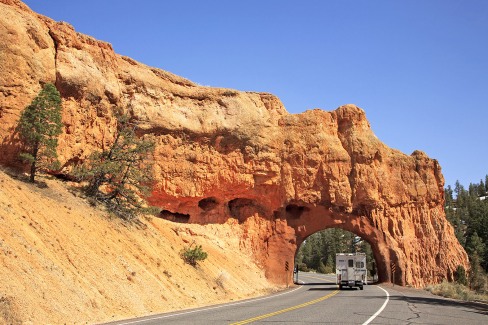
{"left": 294, "top": 226, "right": 382, "bottom": 283}
{"left": 147, "top": 106, "right": 469, "bottom": 288}
{"left": 157, "top": 187, "right": 468, "bottom": 289}
{"left": 221, "top": 188, "right": 465, "bottom": 289}
{"left": 277, "top": 203, "right": 396, "bottom": 285}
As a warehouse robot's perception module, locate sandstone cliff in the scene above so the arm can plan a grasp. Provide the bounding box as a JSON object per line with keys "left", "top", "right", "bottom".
{"left": 0, "top": 0, "right": 469, "bottom": 288}
{"left": 0, "top": 168, "right": 274, "bottom": 324}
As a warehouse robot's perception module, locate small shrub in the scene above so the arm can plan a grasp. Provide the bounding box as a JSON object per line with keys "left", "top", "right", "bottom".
{"left": 426, "top": 280, "right": 488, "bottom": 302}
{"left": 181, "top": 244, "right": 208, "bottom": 266}
{"left": 323, "top": 265, "right": 334, "bottom": 274}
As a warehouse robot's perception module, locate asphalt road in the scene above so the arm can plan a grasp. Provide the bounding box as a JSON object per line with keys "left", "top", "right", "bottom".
{"left": 104, "top": 272, "right": 488, "bottom": 324}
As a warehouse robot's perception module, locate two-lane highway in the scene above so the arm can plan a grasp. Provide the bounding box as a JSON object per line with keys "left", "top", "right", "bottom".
{"left": 105, "top": 272, "right": 487, "bottom": 324}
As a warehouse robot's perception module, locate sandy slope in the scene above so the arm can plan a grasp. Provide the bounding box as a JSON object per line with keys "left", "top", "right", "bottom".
{"left": 0, "top": 169, "right": 277, "bottom": 324}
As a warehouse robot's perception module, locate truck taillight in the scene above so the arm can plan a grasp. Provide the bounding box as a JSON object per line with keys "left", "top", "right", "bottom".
{"left": 338, "top": 275, "right": 341, "bottom": 281}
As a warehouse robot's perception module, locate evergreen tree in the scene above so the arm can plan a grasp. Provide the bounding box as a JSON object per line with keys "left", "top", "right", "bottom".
{"left": 445, "top": 186, "right": 454, "bottom": 207}
{"left": 326, "top": 255, "right": 334, "bottom": 273}
{"left": 478, "top": 179, "right": 486, "bottom": 196}
{"left": 17, "top": 83, "right": 63, "bottom": 182}
{"left": 181, "top": 243, "right": 208, "bottom": 266}
{"left": 466, "top": 231, "right": 486, "bottom": 267}
{"left": 362, "top": 240, "right": 375, "bottom": 272}
{"left": 445, "top": 177, "right": 488, "bottom": 292}
{"left": 454, "top": 265, "right": 468, "bottom": 286}
{"left": 74, "top": 112, "right": 156, "bottom": 220}
{"left": 445, "top": 185, "right": 466, "bottom": 245}
{"left": 454, "top": 180, "right": 463, "bottom": 197}
{"left": 468, "top": 254, "right": 486, "bottom": 292}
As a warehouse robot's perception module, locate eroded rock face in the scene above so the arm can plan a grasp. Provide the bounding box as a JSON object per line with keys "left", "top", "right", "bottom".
{"left": 0, "top": 0, "right": 468, "bottom": 287}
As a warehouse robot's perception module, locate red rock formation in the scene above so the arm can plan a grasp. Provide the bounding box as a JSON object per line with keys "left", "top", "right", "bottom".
{"left": 0, "top": 0, "right": 468, "bottom": 287}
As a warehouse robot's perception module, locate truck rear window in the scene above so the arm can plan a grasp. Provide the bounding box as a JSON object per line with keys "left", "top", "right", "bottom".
{"left": 348, "top": 259, "right": 354, "bottom": 267}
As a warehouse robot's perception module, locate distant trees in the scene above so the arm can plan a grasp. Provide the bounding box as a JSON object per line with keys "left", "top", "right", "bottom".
{"left": 17, "top": 83, "right": 63, "bottom": 182}
{"left": 74, "top": 112, "right": 156, "bottom": 220}
{"left": 445, "top": 176, "right": 488, "bottom": 292}
{"left": 296, "top": 228, "right": 374, "bottom": 275}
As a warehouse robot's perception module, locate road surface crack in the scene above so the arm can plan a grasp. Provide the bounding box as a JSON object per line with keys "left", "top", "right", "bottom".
{"left": 406, "top": 299, "right": 421, "bottom": 324}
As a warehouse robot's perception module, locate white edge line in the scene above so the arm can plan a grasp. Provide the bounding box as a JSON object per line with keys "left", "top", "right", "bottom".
{"left": 113, "top": 285, "right": 304, "bottom": 325}
{"left": 362, "top": 285, "right": 389, "bottom": 325}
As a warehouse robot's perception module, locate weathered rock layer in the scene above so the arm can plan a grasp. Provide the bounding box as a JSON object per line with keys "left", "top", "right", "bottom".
{"left": 0, "top": 0, "right": 468, "bottom": 287}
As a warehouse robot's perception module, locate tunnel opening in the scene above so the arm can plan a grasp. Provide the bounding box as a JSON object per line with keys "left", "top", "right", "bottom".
{"left": 295, "top": 228, "right": 379, "bottom": 284}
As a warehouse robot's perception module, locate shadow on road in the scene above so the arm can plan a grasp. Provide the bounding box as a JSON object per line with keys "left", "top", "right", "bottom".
{"left": 390, "top": 294, "right": 488, "bottom": 316}
{"left": 300, "top": 282, "right": 337, "bottom": 286}
{"left": 307, "top": 286, "right": 339, "bottom": 291}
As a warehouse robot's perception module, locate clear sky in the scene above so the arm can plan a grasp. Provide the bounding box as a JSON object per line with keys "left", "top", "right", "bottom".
{"left": 23, "top": 0, "right": 487, "bottom": 189}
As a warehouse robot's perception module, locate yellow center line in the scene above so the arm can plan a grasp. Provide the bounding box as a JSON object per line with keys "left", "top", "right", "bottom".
{"left": 230, "top": 290, "right": 340, "bottom": 325}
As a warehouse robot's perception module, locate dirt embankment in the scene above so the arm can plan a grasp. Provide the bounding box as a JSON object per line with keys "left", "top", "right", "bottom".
{"left": 0, "top": 169, "right": 277, "bottom": 324}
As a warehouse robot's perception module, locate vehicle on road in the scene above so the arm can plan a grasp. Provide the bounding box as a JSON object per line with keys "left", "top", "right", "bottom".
{"left": 336, "top": 253, "right": 367, "bottom": 290}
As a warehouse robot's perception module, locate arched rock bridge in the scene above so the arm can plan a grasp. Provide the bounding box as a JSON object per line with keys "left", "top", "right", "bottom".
{"left": 0, "top": 0, "right": 468, "bottom": 288}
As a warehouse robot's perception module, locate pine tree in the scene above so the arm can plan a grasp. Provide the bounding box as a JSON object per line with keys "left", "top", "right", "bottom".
{"left": 478, "top": 179, "right": 486, "bottom": 197}
{"left": 446, "top": 177, "right": 488, "bottom": 278}
{"left": 454, "top": 265, "right": 468, "bottom": 286}
{"left": 445, "top": 186, "right": 454, "bottom": 207}
{"left": 467, "top": 231, "right": 486, "bottom": 265}
{"left": 317, "top": 259, "right": 327, "bottom": 274}
{"left": 324, "top": 255, "right": 334, "bottom": 273}
{"left": 468, "top": 254, "right": 486, "bottom": 292}
{"left": 17, "top": 83, "right": 63, "bottom": 182}
{"left": 74, "top": 112, "right": 156, "bottom": 220}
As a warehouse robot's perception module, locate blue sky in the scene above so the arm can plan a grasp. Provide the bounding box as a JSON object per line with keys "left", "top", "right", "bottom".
{"left": 24, "top": 0, "right": 487, "bottom": 188}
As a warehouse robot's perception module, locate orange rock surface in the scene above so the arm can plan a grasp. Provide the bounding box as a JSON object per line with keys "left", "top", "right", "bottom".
{"left": 0, "top": 169, "right": 275, "bottom": 324}
{"left": 0, "top": 0, "right": 468, "bottom": 289}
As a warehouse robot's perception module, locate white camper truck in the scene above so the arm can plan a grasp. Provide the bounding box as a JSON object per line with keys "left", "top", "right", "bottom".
{"left": 336, "top": 253, "right": 367, "bottom": 290}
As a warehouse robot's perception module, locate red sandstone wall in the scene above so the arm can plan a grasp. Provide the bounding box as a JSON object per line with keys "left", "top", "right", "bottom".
{"left": 0, "top": 0, "right": 469, "bottom": 287}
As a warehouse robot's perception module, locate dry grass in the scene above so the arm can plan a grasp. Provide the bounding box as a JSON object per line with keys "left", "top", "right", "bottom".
{"left": 425, "top": 281, "right": 488, "bottom": 302}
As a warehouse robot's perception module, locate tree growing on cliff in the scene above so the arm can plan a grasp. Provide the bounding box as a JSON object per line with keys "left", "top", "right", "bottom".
{"left": 74, "top": 112, "right": 156, "bottom": 220}
{"left": 17, "top": 83, "right": 63, "bottom": 182}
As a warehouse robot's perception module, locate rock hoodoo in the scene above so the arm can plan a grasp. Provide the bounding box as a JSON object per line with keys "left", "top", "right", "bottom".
{"left": 0, "top": 0, "right": 468, "bottom": 287}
